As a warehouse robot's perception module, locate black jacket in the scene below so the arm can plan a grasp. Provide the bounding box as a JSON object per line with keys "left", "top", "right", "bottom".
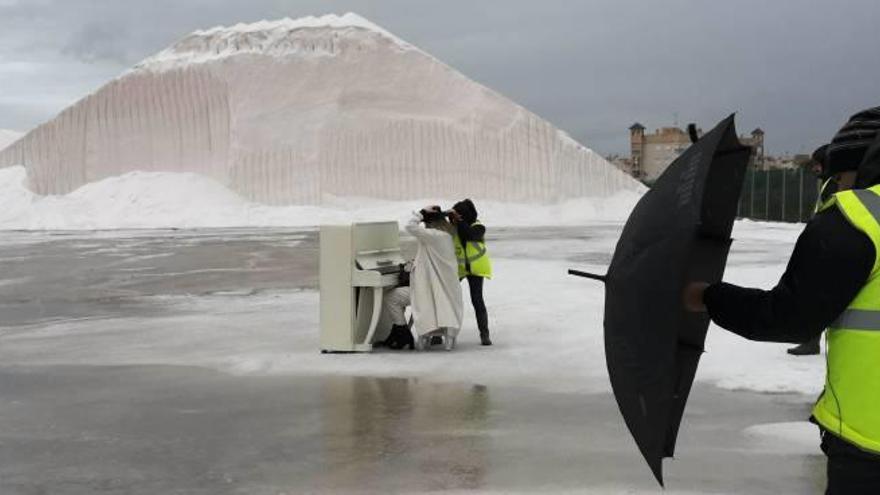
{"left": 705, "top": 207, "right": 873, "bottom": 343}
{"left": 453, "top": 199, "right": 486, "bottom": 243}
{"left": 705, "top": 136, "right": 880, "bottom": 343}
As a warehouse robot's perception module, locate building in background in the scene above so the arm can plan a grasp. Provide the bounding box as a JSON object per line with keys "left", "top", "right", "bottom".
{"left": 624, "top": 123, "right": 766, "bottom": 182}
{"left": 741, "top": 128, "right": 765, "bottom": 169}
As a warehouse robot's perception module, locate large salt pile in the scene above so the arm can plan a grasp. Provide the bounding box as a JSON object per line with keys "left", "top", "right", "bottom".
{"left": 0, "top": 13, "right": 640, "bottom": 206}
{"left": 0, "top": 130, "right": 22, "bottom": 152}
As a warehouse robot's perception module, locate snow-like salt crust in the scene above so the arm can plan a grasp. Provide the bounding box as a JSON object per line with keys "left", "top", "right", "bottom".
{"left": 743, "top": 422, "right": 819, "bottom": 454}
{"left": 0, "top": 173, "right": 821, "bottom": 402}
{"left": 0, "top": 129, "right": 22, "bottom": 152}
{"left": 136, "top": 12, "right": 412, "bottom": 71}
{"left": 0, "top": 165, "right": 641, "bottom": 230}
{"left": 0, "top": 164, "right": 820, "bottom": 397}
{"left": 0, "top": 163, "right": 823, "bottom": 400}
{"left": 196, "top": 12, "right": 400, "bottom": 39}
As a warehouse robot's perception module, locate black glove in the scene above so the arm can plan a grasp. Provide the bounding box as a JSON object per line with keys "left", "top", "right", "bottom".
{"left": 397, "top": 263, "right": 410, "bottom": 287}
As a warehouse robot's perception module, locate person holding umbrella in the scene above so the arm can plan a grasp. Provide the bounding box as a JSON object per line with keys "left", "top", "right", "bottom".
{"left": 685, "top": 106, "right": 880, "bottom": 493}
{"left": 787, "top": 143, "right": 832, "bottom": 356}
{"left": 449, "top": 199, "right": 493, "bottom": 346}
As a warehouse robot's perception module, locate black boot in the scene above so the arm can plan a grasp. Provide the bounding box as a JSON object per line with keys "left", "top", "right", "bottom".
{"left": 377, "top": 326, "right": 399, "bottom": 348}
{"left": 400, "top": 327, "right": 415, "bottom": 350}
{"left": 787, "top": 337, "right": 820, "bottom": 356}
{"left": 387, "top": 324, "right": 414, "bottom": 350}
{"left": 479, "top": 329, "right": 492, "bottom": 346}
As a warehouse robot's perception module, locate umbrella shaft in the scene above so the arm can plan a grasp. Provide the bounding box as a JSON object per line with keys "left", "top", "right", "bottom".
{"left": 568, "top": 269, "right": 607, "bottom": 283}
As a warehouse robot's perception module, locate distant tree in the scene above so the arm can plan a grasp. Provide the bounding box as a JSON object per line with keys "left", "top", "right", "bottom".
{"left": 793, "top": 154, "right": 813, "bottom": 168}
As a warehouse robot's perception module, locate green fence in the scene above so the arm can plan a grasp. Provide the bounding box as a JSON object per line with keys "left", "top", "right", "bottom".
{"left": 737, "top": 167, "right": 821, "bottom": 223}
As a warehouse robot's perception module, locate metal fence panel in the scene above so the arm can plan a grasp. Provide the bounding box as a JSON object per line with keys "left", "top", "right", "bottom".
{"left": 737, "top": 167, "right": 820, "bottom": 223}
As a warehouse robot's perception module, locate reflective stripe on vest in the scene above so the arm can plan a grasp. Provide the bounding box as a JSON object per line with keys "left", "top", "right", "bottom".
{"left": 832, "top": 309, "right": 880, "bottom": 331}
{"left": 815, "top": 178, "right": 836, "bottom": 214}
{"left": 812, "top": 185, "right": 880, "bottom": 454}
{"left": 459, "top": 242, "right": 487, "bottom": 264}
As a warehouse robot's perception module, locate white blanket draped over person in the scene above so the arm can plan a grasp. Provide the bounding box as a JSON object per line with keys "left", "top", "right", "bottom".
{"left": 404, "top": 211, "right": 463, "bottom": 338}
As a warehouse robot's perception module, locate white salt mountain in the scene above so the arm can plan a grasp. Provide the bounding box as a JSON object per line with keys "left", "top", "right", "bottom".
{"left": 0, "top": 13, "right": 639, "bottom": 204}
{"left": 0, "top": 130, "right": 23, "bottom": 153}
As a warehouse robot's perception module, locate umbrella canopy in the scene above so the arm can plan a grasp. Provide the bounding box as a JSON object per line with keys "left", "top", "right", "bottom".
{"left": 571, "top": 115, "right": 750, "bottom": 485}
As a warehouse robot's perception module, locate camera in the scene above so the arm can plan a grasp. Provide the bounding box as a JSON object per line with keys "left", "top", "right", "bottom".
{"left": 419, "top": 208, "right": 446, "bottom": 223}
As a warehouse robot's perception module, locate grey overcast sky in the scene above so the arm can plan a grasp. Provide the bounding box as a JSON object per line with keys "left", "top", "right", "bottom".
{"left": 0, "top": 0, "right": 878, "bottom": 155}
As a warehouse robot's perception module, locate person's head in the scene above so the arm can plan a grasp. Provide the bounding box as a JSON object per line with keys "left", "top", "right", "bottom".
{"left": 451, "top": 198, "right": 478, "bottom": 224}
{"left": 860, "top": 138, "right": 880, "bottom": 188}
{"left": 827, "top": 106, "right": 880, "bottom": 188}
{"left": 810, "top": 144, "right": 829, "bottom": 178}
{"left": 419, "top": 206, "right": 448, "bottom": 229}
{"left": 421, "top": 205, "right": 456, "bottom": 235}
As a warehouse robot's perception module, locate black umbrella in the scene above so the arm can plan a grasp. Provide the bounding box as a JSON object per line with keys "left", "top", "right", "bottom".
{"left": 569, "top": 115, "right": 750, "bottom": 485}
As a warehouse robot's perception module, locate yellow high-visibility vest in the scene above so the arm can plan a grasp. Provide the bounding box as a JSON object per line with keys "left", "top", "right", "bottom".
{"left": 812, "top": 184, "right": 880, "bottom": 454}
{"left": 814, "top": 177, "right": 836, "bottom": 214}
{"left": 453, "top": 221, "right": 492, "bottom": 279}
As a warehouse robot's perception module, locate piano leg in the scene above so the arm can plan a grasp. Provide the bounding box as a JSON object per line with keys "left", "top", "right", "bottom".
{"left": 361, "top": 286, "right": 384, "bottom": 348}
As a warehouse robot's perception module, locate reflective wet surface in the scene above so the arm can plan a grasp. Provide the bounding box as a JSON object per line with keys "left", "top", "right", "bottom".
{"left": 0, "top": 366, "right": 822, "bottom": 495}
{"left": 0, "top": 224, "right": 794, "bottom": 327}
{"left": 0, "top": 229, "right": 317, "bottom": 326}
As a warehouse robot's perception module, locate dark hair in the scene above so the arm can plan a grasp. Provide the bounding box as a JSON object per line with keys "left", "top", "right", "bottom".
{"left": 811, "top": 144, "right": 830, "bottom": 179}
{"left": 452, "top": 198, "right": 478, "bottom": 224}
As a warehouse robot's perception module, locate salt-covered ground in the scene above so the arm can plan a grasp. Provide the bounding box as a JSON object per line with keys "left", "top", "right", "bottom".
{"left": 0, "top": 166, "right": 642, "bottom": 230}
{"left": 0, "top": 219, "right": 827, "bottom": 493}
{"left": 0, "top": 220, "right": 815, "bottom": 397}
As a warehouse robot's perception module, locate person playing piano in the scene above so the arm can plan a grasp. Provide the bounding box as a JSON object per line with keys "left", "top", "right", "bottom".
{"left": 381, "top": 206, "right": 463, "bottom": 350}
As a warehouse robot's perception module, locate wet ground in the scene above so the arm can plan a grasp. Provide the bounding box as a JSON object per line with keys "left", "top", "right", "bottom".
{"left": 0, "top": 366, "right": 822, "bottom": 495}
{"left": 0, "top": 229, "right": 316, "bottom": 326}
{"left": 0, "top": 223, "right": 790, "bottom": 327}
{"left": 0, "top": 226, "right": 824, "bottom": 494}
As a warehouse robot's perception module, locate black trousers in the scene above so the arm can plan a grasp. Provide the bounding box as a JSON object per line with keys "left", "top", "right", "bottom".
{"left": 464, "top": 275, "right": 489, "bottom": 334}
{"left": 822, "top": 431, "right": 880, "bottom": 494}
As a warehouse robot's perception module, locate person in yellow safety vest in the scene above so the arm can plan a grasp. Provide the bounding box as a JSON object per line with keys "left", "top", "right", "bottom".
{"left": 788, "top": 144, "right": 833, "bottom": 356}
{"left": 449, "top": 199, "right": 493, "bottom": 346}
{"left": 684, "top": 106, "right": 880, "bottom": 493}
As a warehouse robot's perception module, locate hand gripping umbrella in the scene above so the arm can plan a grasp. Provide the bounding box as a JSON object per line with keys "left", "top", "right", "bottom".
{"left": 569, "top": 115, "right": 750, "bottom": 485}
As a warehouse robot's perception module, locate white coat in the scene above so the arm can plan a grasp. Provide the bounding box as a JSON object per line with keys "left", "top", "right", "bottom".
{"left": 405, "top": 213, "right": 463, "bottom": 337}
